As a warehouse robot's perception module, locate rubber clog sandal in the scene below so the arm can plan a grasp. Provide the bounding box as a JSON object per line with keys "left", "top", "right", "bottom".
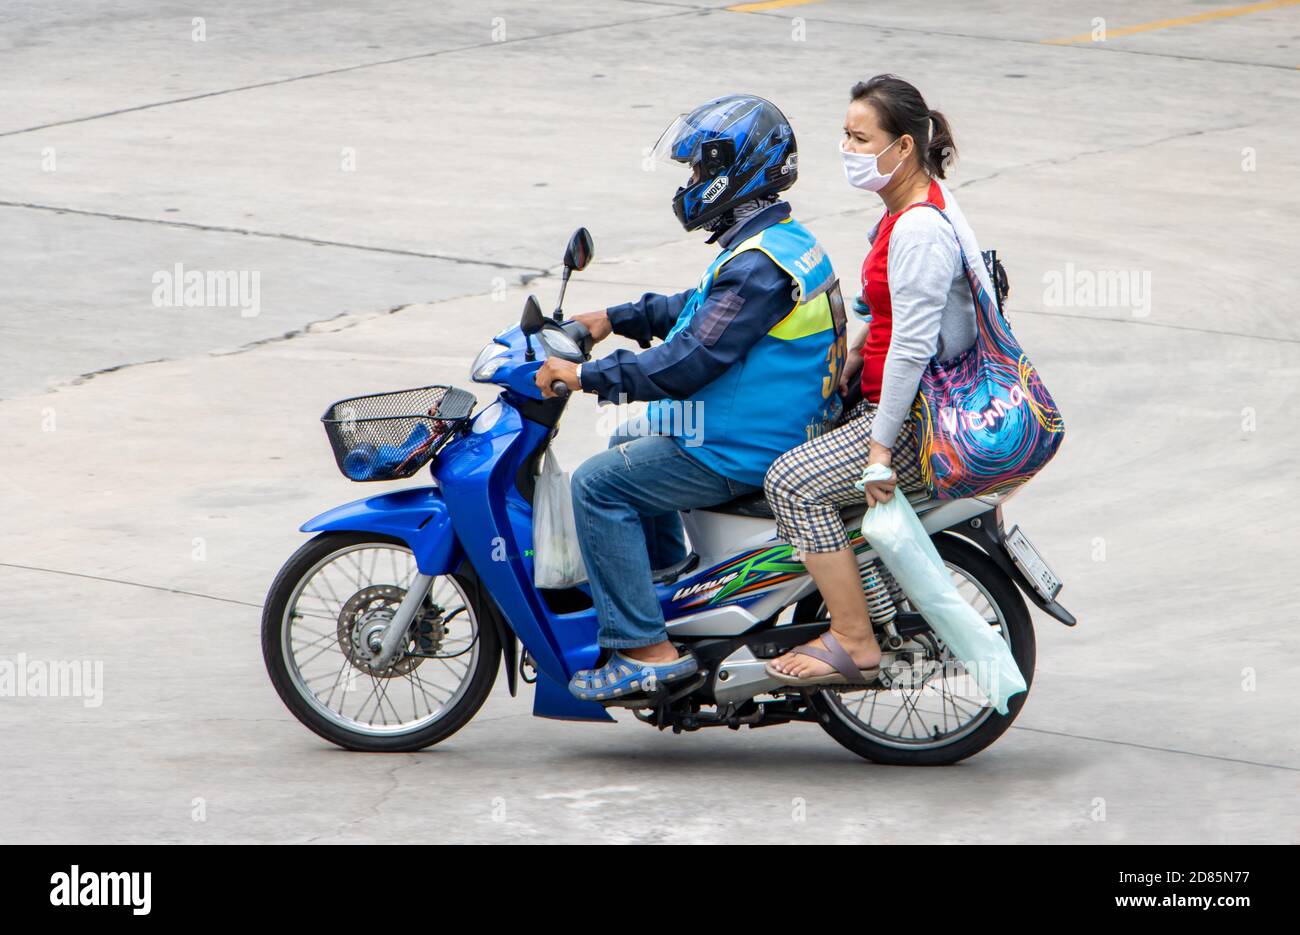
{"left": 569, "top": 652, "right": 699, "bottom": 702}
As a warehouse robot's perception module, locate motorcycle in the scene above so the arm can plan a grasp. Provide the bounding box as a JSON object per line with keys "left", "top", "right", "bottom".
{"left": 261, "top": 228, "right": 1076, "bottom": 765}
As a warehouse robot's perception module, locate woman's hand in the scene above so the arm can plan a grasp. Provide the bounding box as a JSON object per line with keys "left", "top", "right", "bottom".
{"left": 839, "top": 345, "right": 864, "bottom": 395}
{"left": 862, "top": 438, "right": 895, "bottom": 508}
{"left": 839, "top": 328, "right": 867, "bottom": 394}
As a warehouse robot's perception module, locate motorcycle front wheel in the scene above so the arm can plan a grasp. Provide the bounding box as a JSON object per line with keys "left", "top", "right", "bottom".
{"left": 261, "top": 532, "right": 499, "bottom": 752}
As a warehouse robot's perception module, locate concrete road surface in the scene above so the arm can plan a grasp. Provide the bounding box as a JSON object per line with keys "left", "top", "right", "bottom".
{"left": 1, "top": 0, "right": 1297, "bottom": 844}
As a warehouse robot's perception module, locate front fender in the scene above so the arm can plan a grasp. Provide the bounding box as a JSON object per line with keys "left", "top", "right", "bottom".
{"left": 301, "top": 486, "right": 464, "bottom": 576}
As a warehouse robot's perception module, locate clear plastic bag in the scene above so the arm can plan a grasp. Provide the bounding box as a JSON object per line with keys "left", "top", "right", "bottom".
{"left": 857, "top": 463, "right": 1026, "bottom": 714}
{"left": 532, "top": 449, "right": 589, "bottom": 589}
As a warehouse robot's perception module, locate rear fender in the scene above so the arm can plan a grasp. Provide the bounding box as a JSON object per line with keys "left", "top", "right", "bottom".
{"left": 945, "top": 508, "right": 1077, "bottom": 627}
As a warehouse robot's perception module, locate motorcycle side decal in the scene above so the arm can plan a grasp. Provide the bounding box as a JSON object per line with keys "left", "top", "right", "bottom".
{"left": 671, "top": 543, "right": 806, "bottom": 609}
{"left": 669, "top": 529, "right": 880, "bottom": 610}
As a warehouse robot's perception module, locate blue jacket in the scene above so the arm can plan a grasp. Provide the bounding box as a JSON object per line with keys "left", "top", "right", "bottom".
{"left": 580, "top": 202, "right": 801, "bottom": 403}
{"left": 580, "top": 202, "right": 845, "bottom": 486}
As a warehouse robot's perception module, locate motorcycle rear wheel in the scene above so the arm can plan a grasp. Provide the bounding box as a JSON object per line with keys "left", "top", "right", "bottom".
{"left": 802, "top": 534, "right": 1036, "bottom": 766}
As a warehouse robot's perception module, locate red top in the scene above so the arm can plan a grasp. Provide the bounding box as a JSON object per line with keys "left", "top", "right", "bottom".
{"left": 860, "top": 179, "right": 945, "bottom": 402}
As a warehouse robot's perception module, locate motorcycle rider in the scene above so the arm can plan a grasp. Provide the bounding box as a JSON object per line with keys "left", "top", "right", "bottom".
{"left": 534, "top": 94, "right": 848, "bottom": 702}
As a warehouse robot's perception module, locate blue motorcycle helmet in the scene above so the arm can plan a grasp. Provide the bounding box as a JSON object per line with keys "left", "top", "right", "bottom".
{"left": 650, "top": 94, "right": 799, "bottom": 233}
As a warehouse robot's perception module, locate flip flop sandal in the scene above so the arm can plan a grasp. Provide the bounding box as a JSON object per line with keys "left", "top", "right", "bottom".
{"left": 764, "top": 631, "right": 881, "bottom": 687}
{"left": 568, "top": 651, "right": 700, "bottom": 702}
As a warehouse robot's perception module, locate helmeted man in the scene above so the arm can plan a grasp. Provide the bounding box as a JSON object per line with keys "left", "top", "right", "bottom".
{"left": 533, "top": 94, "right": 847, "bottom": 702}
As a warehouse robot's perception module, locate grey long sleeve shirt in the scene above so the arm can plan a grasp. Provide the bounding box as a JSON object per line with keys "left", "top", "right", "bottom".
{"left": 867, "top": 186, "right": 983, "bottom": 448}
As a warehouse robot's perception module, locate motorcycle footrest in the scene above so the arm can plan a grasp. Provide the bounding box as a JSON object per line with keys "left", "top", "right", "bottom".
{"left": 599, "top": 687, "right": 666, "bottom": 710}
{"left": 598, "top": 671, "right": 708, "bottom": 710}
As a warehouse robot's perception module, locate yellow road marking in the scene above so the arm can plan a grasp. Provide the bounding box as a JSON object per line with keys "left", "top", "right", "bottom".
{"left": 727, "top": 0, "right": 822, "bottom": 13}
{"left": 1043, "top": 0, "right": 1300, "bottom": 45}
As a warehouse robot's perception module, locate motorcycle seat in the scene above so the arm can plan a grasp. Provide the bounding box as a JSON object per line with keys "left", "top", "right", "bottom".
{"left": 702, "top": 490, "right": 774, "bottom": 519}
{"left": 702, "top": 489, "right": 939, "bottom": 521}
{"left": 650, "top": 552, "right": 700, "bottom": 585}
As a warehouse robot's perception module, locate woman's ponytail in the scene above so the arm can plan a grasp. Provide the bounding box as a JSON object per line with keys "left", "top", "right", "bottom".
{"left": 850, "top": 75, "right": 958, "bottom": 179}
{"left": 926, "top": 109, "right": 957, "bottom": 179}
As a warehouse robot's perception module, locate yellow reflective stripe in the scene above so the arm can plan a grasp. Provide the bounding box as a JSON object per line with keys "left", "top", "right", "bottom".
{"left": 769, "top": 291, "right": 832, "bottom": 341}
{"left": 729, "top": 231, "right": 767, "bottom": 257}
{"left": 716, "top": 223, "right": 833, "bottom": 340}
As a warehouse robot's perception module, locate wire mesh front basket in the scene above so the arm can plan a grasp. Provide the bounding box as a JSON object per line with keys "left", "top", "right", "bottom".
{"left": 321, "top": 385, "right": 476, "bottom": 481}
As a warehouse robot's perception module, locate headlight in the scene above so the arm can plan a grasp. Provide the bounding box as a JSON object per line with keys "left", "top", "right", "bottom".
{"left": 539, "top": 327, "right": 581, "bottom": 359}
{"left": 470, "top": 342, "right": 509, "bottom": 381}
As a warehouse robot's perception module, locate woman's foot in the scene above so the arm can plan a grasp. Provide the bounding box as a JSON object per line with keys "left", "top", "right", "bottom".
{"left": 768, "top": 628, "right": 881, "bottom": 681}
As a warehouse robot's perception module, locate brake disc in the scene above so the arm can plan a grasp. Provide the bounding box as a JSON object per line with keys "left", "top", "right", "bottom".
{"left": 337, "top": 585, "right": 426, "bottom": 677}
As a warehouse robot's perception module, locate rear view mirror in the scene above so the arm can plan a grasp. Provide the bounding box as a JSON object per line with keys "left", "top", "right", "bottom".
{"left": 563, "top": 228, "right": 594, "bottom": 272}
{"left": 521, "top": 295, "right": 545, "bottom": 334}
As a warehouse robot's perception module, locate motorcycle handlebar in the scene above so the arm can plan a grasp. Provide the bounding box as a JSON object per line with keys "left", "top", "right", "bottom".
{"left": 550, "top": 380, "right": 572, "bottom": 399}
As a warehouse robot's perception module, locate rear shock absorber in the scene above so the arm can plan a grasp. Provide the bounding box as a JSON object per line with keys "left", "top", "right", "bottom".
{"left": 860, "top": 559, "right": 902, "bottom": 648}
{"left": 880, "top": 562, "right": 906, "bottom": 611}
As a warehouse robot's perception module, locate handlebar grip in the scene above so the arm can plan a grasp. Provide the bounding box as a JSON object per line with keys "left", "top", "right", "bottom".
{"left": 550, "top": 380, "right": 571, "bottom": 399}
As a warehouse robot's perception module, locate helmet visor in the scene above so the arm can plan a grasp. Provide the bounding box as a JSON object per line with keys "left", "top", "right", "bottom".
{"left": 649, "top": 113, "right": 711, "bottom": 168}
{"left": 650, "top": 98, "right": 765, "bottom": 169}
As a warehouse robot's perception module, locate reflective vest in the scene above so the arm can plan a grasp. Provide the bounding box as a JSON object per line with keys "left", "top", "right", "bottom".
{"left": 648, "top": 216, "right": 846, "bottom": 487}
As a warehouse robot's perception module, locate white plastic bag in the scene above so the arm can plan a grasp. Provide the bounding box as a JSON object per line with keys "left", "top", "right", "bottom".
{"left": 532, "top": 449, "right": 588, "bottom": 589}
{"left": 857, "top": 463, "right": 1026, "bottom": 714}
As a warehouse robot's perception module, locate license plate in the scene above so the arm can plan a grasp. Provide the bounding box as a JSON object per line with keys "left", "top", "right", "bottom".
{"left": 1004, "top": 525, "right": 1062, "bottom": 601}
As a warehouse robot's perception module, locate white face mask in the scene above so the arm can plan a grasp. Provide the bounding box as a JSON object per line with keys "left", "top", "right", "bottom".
{"left": 841, "top": 137, "right": 900, "bottom": 192}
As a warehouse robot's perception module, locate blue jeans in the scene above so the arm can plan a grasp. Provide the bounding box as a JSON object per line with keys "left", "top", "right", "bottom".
{"left": 571, "top": 419, "right": 761, "bottom": 649}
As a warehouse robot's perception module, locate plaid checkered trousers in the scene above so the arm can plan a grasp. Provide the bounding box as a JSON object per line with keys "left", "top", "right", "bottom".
{"left": 764, "top": 397, "right": 927, "bottom": 554}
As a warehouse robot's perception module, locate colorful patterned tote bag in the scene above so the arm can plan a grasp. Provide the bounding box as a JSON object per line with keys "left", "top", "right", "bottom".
{"left": 909, "top": 206, "right": 1066, "bottom": 499}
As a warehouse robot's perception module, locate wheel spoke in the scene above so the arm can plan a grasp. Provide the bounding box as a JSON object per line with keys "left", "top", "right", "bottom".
{"left": 320, "top": 657, "right": 351, "bottom": 710}
{"left": 412, "top": 668, "right": 453, "bottom": 705}
{"left": 292, "top": 635, "right": 345, "bottom": 670}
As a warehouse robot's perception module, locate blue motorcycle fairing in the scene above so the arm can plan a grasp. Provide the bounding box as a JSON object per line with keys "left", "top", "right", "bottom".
{"left": 532, "top": 665, "right": 620, "bottom": 722}
{"left": 434, "top": 396, "right": 613, "bottom": 722}
{"left": 474, "top": 325, "right": 549, "bottom": 399}
{"left": 300, "top": 486, "right": 464, "bottom": 576}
